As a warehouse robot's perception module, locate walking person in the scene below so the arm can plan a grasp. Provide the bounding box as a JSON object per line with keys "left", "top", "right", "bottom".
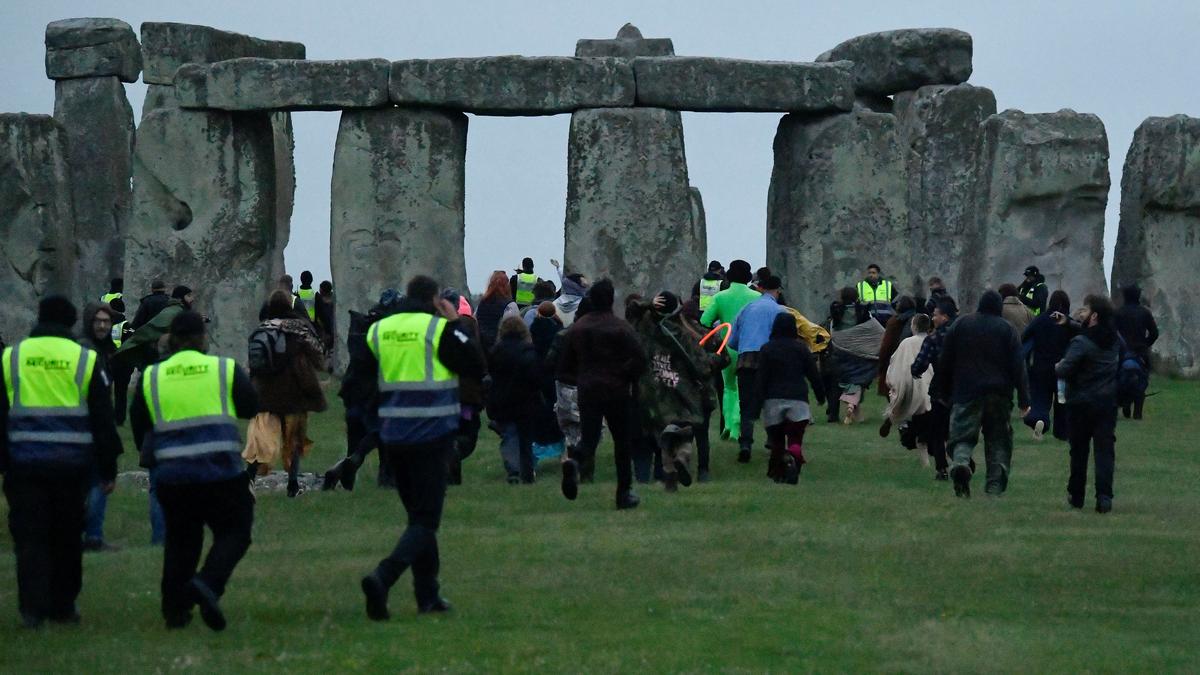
{"left": 700, "top": 260, "right": 760, "bottom": 442}
{"left": 441, "top": 289, "right": 486, "bottom": 486}
{"left": 881, "top": 314, "right": 934, "bottom": 442}
{"left": 78, "top": 302, "right": 121, "bottom": 552}
{"left": 487, "top": 316, "right": 542, "bottom": 484}
{"left": 819, "top": 288, "right": 857, "bottom": 423}
{"left": 1114, "top": 285, "right": 1158, "bottom": 419}
{"left": 938, "top": 290, "right": 1031, "bottom": 498}
{"left": 130, "top": 311, "right": 258, "bottom": 630}
{"left": 727, "top": 275, "right": 787, "bottom": 463}
{"left": 359, "top": 275, "right": 485, "bottom": 621}
{"left": 1055, "top": 296, "right": 1120, "bottom": 513}
{"left": 999, "top": 283, "right": 1034, "bottom": 335}
{"left": 476, "top": 271, "right": 517, "bottom": 352}
{"left": 755, "top": 313, "right": 825, "bottom": 484}
{"left": 911, "top": 296, "right": 958, "bottom": 480}
{"left": 1022, "top": 290, "right": 1074, "bottom": 441}
{"left": 509, "top": 258, "right": 544, "bottom": 310}
{"left": 1, "top": 297, "right": 123, "bottom": 628}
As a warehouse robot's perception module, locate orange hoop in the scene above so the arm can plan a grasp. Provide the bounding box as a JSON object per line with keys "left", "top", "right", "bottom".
{"left": 699, "top": 322, "right": 733, "bottom": 354}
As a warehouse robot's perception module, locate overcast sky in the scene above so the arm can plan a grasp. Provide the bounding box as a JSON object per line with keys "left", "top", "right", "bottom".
{"left": 4, "top": 0, "right": 1198, "bottom": 295}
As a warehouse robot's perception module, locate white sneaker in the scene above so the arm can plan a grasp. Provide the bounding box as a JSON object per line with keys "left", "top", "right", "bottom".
{"left": 1033, "top": 420, "right": 1045, "bottom": 441}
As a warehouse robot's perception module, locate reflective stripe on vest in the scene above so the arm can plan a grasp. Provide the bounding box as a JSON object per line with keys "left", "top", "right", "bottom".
{"left": 699, "top": 278, "right": 721, "bottom": 310}
{"left": 515, "top": 273, "right": 537, "bottom": 305}
{"left": 3, "top": 337, "right": 96, "bottom": 469}
{"left": 369, "top": 313, "right": 460, "bottom": 444}
{"left": 297, "top": 287, "right": 316, "bottom": 320}
{"left": 1023, "top": 284, "right": 1045, "bottom": 317}
{"left": 857, "top": 279, "right": 895, "bottom": 316}
{"left": 143, "top": 351, "right": 242, "bottom": 483}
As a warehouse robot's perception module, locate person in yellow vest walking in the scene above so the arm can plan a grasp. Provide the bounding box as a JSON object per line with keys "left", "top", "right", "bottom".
{"left": 509, "top": 258, "right": 543, "bottom": 310}
{"left": 692, "top": 260, "right": 726, "bottom": 312}
{"left": 129, "top": 311, "right": 259, "bottom": 631}
{"left": 1, "top": 296, "right": 123, "bottom": 628}
{"left": 360, "top": 275, "right": 485, "bottom": 621}
{"left": 99, "top": 277, "right": 123, "bottom": 307}
{"left": 856, "top": 263, "right": 896, "bottom": 325}
{"left": 296, "top": 270, "right": 318, "bottom": 322}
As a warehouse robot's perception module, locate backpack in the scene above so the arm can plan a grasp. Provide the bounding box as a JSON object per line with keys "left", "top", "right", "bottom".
{"left": 248, "top": 325, "right": 289, "bottom": 376}
{"left": 1117, "top": 353, "right": 1148, "bottom": 407}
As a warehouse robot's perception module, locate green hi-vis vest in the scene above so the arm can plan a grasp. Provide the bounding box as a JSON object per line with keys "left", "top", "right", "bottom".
{"left": 297, "top": 287, "right": 316, "bottom": 320}
{"left": 100, "top": 292, "right": 123, "bottom": 305}
{"left": 1022, "top": 283, "right": 1046, "bottom": 317}
{"left": 3, "top": 336, "right": 96, "bottom": 470}
{"left": 143, "top": 350, "right": 243, "bottom": 485}
{"left": 515, "top": 273, "right": 538, "bottom": 306}
{"left": 699, "top": 278, "right": 722, "bottom": 310}
{"left": 111, "top": 321, "right": 126, "bottom": 348}
{"left": 368, "top": 312, "right": 460, "bottom": 445}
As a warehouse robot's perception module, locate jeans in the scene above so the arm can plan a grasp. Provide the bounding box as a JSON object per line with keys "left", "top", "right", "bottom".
{"left": 373, "top": 438, "right": 451, "bottom": 608}
{"left": 83, "top": 478, "right": 108, "bottom": 542}
{"left": 148, "top": 468, "right": 166, "bottom": 545}
{"left": 1024, "top": 368, "right": 1069, "bottom": 440}
{"left": 157, "top": 476, "right": 254, "bottom": 622}
{"left": 1066, "top": 403, "right": 1117, "bottom": 504}
{"left": 498, "top": 418, "right": 535, "bottom": 482}
{"left": 949, "top": 394, "right": 1014, "bottom": 494}
{"left": 4, "top": 474, "right": 88, "bottom": 622}
{"left": 578, "top": 394, "right": 635, "bottom": 494}
{"left": 736, "top": 367, "right": 760, "bottom": 448}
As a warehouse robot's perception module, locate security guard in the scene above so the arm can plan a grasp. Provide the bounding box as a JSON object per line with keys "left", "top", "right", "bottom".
{"left": 856, "top": 263, "right": 896, "bottom": 324}
{"left": 129, "top": 311, "right": 258, "bottom": 631}
{"left": 1, "top": 296, "right": 122, "bottom": 628}
{"left": 100, "top": 277, "right": 123, "bottom": 306}
{"left": 296, "top": 270, "right": 318, "bottom": 321}
{"left": 695, "top": 260, "right": 725, "bottom": 311}
{"left": 1018, "top": 265, "right": 1048, "bottom": 316}
{"left": 511, "top": 257, "right": 540, "bottom": 308}
{"left": 360, "top": 275, "right": 484, "bottom": 622}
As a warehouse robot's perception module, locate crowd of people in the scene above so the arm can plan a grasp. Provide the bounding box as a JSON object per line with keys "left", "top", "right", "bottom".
{"left": 0, "top": 255, "right": 1159, "bottom": 630}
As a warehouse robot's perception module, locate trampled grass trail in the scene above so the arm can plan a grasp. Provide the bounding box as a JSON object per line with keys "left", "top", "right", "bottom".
{"left": 1, "top": 378, "right": 1197, "bottom": 672}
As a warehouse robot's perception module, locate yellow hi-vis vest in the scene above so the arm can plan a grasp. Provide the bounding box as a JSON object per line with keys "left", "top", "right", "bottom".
{"left": 1022, "top": 283, "right": 1046, "bottom": 317}
{"left": 857, "top": 279, "right": 895, "bottom": 318}
{"left": 699, "top": 278, "right": 722, "bottom": 310}
{"left": 369, "top": 312, "right": 460, "bottom": 444}
{"left": 296, "top": 287, "right": 316, "bottom": 320}
{"left": 100, "top": 292, "right": 122, "bottom": 305}
{"left": 111, "top": 321, "right": 126, "bottom": 348}
{"left": 3, "top": 336, "right": 96, "bottom": 470}
{"left": 515, "top": 273, "right": 537, "bottom": 306}
{"left": 143, "top": 350, "right": 243, "bottom": 484}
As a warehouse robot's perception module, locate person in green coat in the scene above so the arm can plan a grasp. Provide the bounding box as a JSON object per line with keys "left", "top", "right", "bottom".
{"left": 699, "top": 260, "right": 760, "bottom": 442}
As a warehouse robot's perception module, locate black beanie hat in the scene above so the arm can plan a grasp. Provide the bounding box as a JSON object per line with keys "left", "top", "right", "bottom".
{"left": 655, "top": 291, "right": 681, "bottom": 316}
{"left": 172, "top": 285, "right": 193, "bottom": 300}
{"left": 727, "top": 260, "right": 752, "bottom": 284}
{"left": 38, "top": 295, "right": 77, "bottom": 329}
{"left": 169, "top": 310, "right": 206, "bottom": 338}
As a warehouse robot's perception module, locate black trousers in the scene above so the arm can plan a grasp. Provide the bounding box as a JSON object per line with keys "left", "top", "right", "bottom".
{"left": 697, "top": 407, "right": 712, "bottom": 472}
{"left": 4, "top": 474, "right": 88, "bottom": 621}
{"left": 373, "top": 438, "right": 450, "bottom": 607}
{"left": 1067, "top": 403, "right": 1117, "bottom": 503}
{"left": 924, "top": 401, "right": 951, "bottom": 471}
{"left": 736, "top": 367, "right": 760, "bottom": 447}
{"left": 578, "top": 394, "right": 635, "bottom": 493}
{"left": 156, "top": 476, "right": 254, "bottom": 621}
{"left": 449, "top": 412, "right": 481, "bottom": 485}
{"left": 112, "top": 361, "right": 133, "bottom": 425}
{"left": 819, "top": 354, "right": 840, "bottom": 422}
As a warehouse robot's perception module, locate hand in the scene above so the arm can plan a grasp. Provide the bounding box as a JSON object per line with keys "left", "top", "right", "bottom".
{"left": 102, "top": 481, "right": 115, "bottom": 495}
{"left": 1019, "top": 406, "right": 1031, "bottom": 417}
{"left": 652, "top": 294, "right": 667, "bottom": 311}
{"left": 435, "top": 298, "right": 459, "bottom": 321}
{"left": 550, "top": 258, "right": 561, "bottom": 269}
{"left": 1050, "top": 311, "right": 1067, "bottom": 326}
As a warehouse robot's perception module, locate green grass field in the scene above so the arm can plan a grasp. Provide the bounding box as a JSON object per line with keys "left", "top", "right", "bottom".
{"left": 1, "top": 377, "right": 1197, "bottom": 672}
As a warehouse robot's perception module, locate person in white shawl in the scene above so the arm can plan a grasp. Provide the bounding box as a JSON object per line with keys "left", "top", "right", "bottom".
{"left": 881, "top": 314, "right": 933, "bottom": 441}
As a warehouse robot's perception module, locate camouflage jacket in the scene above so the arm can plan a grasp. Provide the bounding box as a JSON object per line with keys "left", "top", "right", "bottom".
{"left": 633, "top": 307, "right": 727, "bottom": 435}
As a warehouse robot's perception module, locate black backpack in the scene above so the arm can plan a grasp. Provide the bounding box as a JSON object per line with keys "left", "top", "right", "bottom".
{"left": 248, "top": 325, "right": 289, "bottom": 376}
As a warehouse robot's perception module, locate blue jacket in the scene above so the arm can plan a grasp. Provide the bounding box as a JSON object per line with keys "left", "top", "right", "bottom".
{"left": 729, "top": 295, "right": 785, "bottom": 355}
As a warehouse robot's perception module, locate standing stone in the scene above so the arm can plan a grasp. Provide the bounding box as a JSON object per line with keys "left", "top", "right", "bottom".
{"left": 689, "top": 187, "right": 708, "bottom": 263}
{"left": 126, "top": 109, "right": 280, "bottom": 360}
{"left": 330, "top": 108, "right": 468, "bottom": 368}
{"left": 0, "top": 115, "right": 78, "bottom": 342}
{"left": 45, "top": 18, "right": 141, "bottom": 82}
{"left": 270, "top": 111, "right": 295, "bottom": 283}
{"left": 1112, "top": 115, "right": 1200, "bottom": 376}
{"left": 894, "top": 84, "right": 996, "bottom": 306}
{"left": 817, "top": 28, "right": 973, "bottom": 97}
{"left": 54, "top": 77, "right": 135, "bottom": 298}
{"left": 564, "top": 108, "right": 700, "bottom": 302}
{"left": 140, "top": 22, "right": 306, "bottom": 85}
{"left": 767, "top": 111, "right": 909, "bottom": 318}
{"left": 975, "top": 109, "right": 1109, "bottom": 306}
{"left": 576, "top": 23, "right": 675, "bottom": 58}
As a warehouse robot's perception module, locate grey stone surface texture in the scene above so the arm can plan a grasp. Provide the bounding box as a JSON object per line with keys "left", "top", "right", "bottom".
{"left": 817, "top": 28, "right": 972, "bottom": 97}
{"left": 894, "top": 84, "right": 996, "bottom": 308}
{"left": 975, "top": 109, "right": 1109, "bottom": 309}
{"left": 140, "top": 21, "right": 305, "bottom": 85}
{"left": 766, "top": 110, "right": 909, "bottom": 319}
{"left": 126, "top": 108, "right": 282, "bottom": 359}
{"left": 633, "top": 57, "right": 856, "bottom": 113}
{"left": 330, "top": 107, "right": 468, "bottom": 369}
{"left": 689, "top": 186, "right": 708, "bottom": 264}
{"left": 270, "top": 111, "right": 296, "bottom": 283}
{"left": 1112, "top": 115, "right": 1200, "bottom": 377}
{"left": 564, "top": 107, "right": 701, "bottom": 305}
{"left": 389, "top": 56, "right": 634, "bottom": 115}
{"left": 175, "top": 58, "right": 390, "bottom": 111}
{"left": 0, "top": 114, "right": 78, "bottom": 342}
{"left": 45, "top": 18, "right": 141, "bottom": 82}
{"left": 575, "top": 23, "right": 675, "bottom": 58}
{"left": 53, "top": 76, "right": 135, "bottom": 295}
{"left": 142, "top": 84, "right": 179, "bottom": 119}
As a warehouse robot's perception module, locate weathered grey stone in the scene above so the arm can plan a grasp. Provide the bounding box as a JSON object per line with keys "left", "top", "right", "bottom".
{"left": 126, "top": 109, "right": 281, "bottom": 359}
{"left": 689, "top": 187, "right": 708, "bottom": 263}
{"left": 175, "top": 58, "right": 390, "bottom": 111}
{"left": 142, "top": 84, "right": 178, "bottom": 119}
{"left": 331, "top": 108, "right": 468, "bottom": 367}
{"left": 45, "top": 18, "right": 141, "bottom": 82}
{"left": 564, "top": 108, "right": 700, "bottom": 302}
{"left": 270, "top": 111, "right": 295, "bottom": 283}
{"left": 817, "top": 28, "right": 972, "bottom": 97}
{"left": 140, "top": 22, "right": 305, "bottom": 85}
{"left": 1112, "top": 115, "right": 1200, "bottom": 376}
{"left": 0, "top": 115, "right": 78, "bottom": 342}
{"left": 894, "top": 84, "right": 996, "bottom": 306}
{"left": 389, "top": 57, "right": 634, "bottom": 115}
{"left": 976, "top": 109, "right": 1109, "bottom": 307}
{"left": 54, "top": 77, "right": 135, "bottom": 295}
{"left": 576, "top": 23, "right": 674, "bottom": 58}
{"left": 767, "top": 111, "right": 908, "bottom": 318}
{"left": 633, "top": 57, "right": 855, "bottom": 113}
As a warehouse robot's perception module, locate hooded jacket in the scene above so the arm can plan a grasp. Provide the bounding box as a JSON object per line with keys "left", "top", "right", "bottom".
{"left": 78, "top": 302, "right": 120, "bottom": 376}
{"left": 1115, "top": 286, "right": 1158, "bottom": 356}
{"left": 632, "top": 302, "right": 725, "bottom": 433}
{"left": 755, "top": 312, "right": 825, "bottom": 405}
{"left": 1055, "top": 322, "right": 1120, "bottom": 408}
{"left": 1017, "top": 274, "right": 1048, "bottom": 314}
{"left": 937, "top": 291, "right": 1031, "bottom": 407}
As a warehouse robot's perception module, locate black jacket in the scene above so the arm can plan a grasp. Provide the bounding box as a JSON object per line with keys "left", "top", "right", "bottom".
{"left": 938, "top": 296, "right": 1031, "bottom": 408}
{"left": 475, "top": 296, "right": 510, "bottom": 351}
{"left": 0, "top": 323, "right": 124, "bottom": 481}
{"left": 558, "top": 309, "right": 648, "bottom": 403}
{"left": 1017, "top": 277, "right": 1048, "bottom": 315}
{"left": 131, "top": 291, "right": 171, "bottom": 329}
{"left": 1055, "top": 324, "right": 1120, "bottom": 408}
{"left": 487, "top": 336, "right": 543, "bottom": 422}
{"left": 755, "top": 313, "right": 825, "bottom": 406}
{"left": 1115, "top": 290, "right": 1158, "bottom": 357}
{"left": 1022, "top": 313, "right": 1075, "bottom": 376}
